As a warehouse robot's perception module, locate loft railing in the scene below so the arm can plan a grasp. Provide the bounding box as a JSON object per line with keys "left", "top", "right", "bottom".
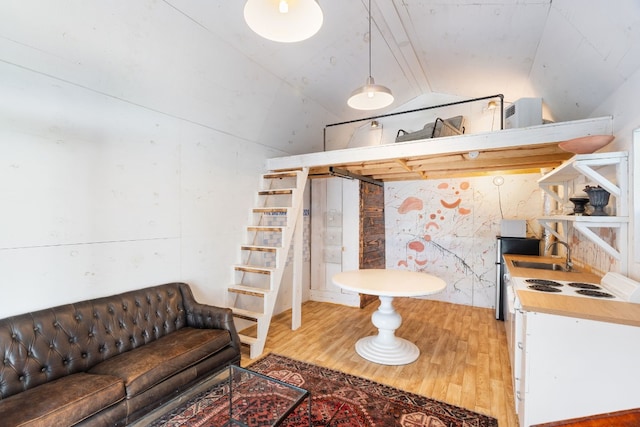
{"left": 323, "top": 93, "right": 505, "bottom": 151}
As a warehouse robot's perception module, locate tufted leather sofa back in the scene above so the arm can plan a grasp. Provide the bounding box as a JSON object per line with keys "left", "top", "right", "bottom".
{"left": 0, "top": 283, "right": 188, "bottom": 399}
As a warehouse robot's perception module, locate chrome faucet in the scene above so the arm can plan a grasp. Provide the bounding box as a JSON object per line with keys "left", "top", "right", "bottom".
{"left": 545, "top": 240, "right": 573, "bottom": 271}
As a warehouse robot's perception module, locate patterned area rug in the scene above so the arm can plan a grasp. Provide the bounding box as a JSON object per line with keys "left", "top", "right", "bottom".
{"left": 151, "top": 353, "right": 498, "bottom": 427}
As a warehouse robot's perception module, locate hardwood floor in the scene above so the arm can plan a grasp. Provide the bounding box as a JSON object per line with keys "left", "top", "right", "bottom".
{"left": 240, "top": 298, "right": 519, "bottom": 427}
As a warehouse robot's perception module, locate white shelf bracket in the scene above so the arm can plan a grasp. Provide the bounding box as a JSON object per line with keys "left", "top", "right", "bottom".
{"left": 539, "top": 183, "right": 565, "bottom": 205}
{"left": 573, "top": 222, "right": 622, "bottom": 260}
{"left": 573, "top": 162, "right": 621, "bottom": 197}
{"left": 538, "top": 218, "right": 566, "bottom": 241}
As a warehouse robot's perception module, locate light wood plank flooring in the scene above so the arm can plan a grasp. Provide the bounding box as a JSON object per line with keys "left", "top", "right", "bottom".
{"left": 240, "top": 298, "right": 519, "bottom": 427}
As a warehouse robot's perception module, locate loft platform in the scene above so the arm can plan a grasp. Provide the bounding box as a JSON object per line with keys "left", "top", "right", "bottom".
{"left": 265, "top": 116, "right": 613, "bottom": 181}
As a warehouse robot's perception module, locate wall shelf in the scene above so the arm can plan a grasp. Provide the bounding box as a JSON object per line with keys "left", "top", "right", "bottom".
{"left": 538, "top": 151, "right": 628, "bottom": 213}
{"left": 536, "top": 151, "right": 628, "bottom": 273}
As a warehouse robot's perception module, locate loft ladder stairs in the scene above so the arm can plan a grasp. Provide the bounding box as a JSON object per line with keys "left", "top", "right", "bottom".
{"left": 228, "top": 168, "right": 308, "bottom": 359}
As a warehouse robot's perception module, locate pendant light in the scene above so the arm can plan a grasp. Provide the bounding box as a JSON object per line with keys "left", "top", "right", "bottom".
{"left": 348, "top": 0, "right": 394, "bottom": 110}
{"left": 244, "top": 0, "right": 323, "bottom": 43}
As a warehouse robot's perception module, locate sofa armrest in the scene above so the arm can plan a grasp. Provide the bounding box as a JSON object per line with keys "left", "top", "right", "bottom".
{"left": 177, "top": 283, "right": 241, "bottom": 352}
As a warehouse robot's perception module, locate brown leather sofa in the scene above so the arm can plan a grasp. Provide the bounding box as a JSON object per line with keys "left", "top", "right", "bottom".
{"left": 0, "top": 282, "right": 241, "bottom": 427}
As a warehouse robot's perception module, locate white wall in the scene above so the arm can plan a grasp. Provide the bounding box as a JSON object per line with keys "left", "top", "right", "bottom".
{"left": 0, "top": 3, "right": 330, "bottom": 318}
{"left": 0, "top": 66, "right": 273, "bottom": 317}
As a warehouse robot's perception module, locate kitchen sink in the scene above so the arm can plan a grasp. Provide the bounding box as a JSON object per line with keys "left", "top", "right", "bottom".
{"left": 512, "top": 260, "right": 571, "bottom": 272}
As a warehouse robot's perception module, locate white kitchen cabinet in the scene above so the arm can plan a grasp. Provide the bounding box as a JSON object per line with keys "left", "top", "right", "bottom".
{"left": 536, "top": 151, "right": 628, "bottom": 272}
{"left": 516, "top": 309, "right": 640, "bottom": 426}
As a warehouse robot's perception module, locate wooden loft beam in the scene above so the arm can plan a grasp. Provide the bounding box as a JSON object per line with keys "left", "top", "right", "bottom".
{"left": 409, "top": 154, "right": 571, "bottom": 172}
{"left": 395, "top": 159, "right": 428, "bottom": 179}
{"left": 373, "top": 168, "right": 544, "bottom": 181}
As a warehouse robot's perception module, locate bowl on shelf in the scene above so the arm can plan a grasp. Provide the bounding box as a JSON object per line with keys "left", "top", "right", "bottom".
{"left": 558, "top": 134, "right": 614, "bottom": 154}
{"left": 569, "top": 197, "right": 590, "bottom": 215}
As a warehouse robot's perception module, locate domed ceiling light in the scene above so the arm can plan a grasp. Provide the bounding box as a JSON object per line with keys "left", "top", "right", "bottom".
{"left": 347, "top": 0, "right": 393, "bottom": 110}
{"left": 244, "top": 0, "right": 323, "bottom": 43}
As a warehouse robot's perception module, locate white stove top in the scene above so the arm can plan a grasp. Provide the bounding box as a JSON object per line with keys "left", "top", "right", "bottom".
{"left": 512, "top": 272, "right": 640, "bottom": 303}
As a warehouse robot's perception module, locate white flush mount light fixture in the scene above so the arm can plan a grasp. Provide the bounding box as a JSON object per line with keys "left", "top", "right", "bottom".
{"left": 244, "top": 0, "right": 323, "bottom": 43}
{"left": 348, "top": 0, "right": 394, "bottom": 110}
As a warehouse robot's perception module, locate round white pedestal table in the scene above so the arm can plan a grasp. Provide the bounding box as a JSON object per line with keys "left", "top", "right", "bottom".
{"left": 332, "top": 269, "right": 446, "bottom": 366}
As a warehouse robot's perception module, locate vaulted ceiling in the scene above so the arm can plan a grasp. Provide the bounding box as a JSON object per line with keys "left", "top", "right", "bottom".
{"left": 2, "top": 1, "right": 638, "bottom": 156}
{"left": 188, "top": 0, "right": 640, "bottom": 123}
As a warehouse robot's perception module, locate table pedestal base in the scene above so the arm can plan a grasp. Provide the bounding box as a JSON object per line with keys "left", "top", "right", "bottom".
{"left": 355, "top": 336, "right": 419, "bottom": 365}
{"left": 355, "top": 295, "right": 420, "bottom": 365}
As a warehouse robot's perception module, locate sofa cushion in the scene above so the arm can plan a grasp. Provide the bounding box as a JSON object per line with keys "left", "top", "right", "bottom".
{"left": 0, "top": 372, "right": 124, "bottom": 427}
{"left": 88, "top": 326, "right": 231, "bottom": 398}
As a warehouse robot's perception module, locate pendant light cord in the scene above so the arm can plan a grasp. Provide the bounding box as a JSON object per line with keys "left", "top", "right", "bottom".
{"left": 368, "top": 0, "right": 372, "bottom": 78}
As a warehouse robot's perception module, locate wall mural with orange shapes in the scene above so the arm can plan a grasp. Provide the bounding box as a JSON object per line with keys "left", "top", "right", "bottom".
{"left": 385, "top": 174, "right": 543, "bottom": 308}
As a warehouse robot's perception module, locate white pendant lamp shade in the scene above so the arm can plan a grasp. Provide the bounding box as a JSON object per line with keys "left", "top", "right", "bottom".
{"left": 244, "top": 0, "right": 323, "bottom": 43}
{"left": 347, "top": 76, "right": 394, "bottom": 110}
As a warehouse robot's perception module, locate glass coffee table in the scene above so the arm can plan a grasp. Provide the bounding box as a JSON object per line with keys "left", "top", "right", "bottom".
{"left": 131, "top": 364, "right": 311, "bottom": 427}
{"left": 223, "top": 364, "right": 311, "bottom": 426}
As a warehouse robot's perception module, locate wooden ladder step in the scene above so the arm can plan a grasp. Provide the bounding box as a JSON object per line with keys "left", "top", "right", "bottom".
{"left": 239, "top": 334, "right": 259, "bottom": 347}
{"left": 252, "top": 207, "right": 289, "bottom": 214}
{"left": 231, "top": 308, "right": 264, "bottom": 322}
{"left": 228, "top": 285, "right": 270, "bottom": 297}
{"left": 234, "top": 265, "right": 274, "bottom": 275}
{"left": 247, "top": 226, "right": 283, "bottom": 232}
{"left": 258, "top": 189, "right": 293, "bottom": 196}
{"left": 263, "top": 171, "right": 299, "bottom": 179}
{"left": 241, "top": 245, "right": 279, "bottom": 253}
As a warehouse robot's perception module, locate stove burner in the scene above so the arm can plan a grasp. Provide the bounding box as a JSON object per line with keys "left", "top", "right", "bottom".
{"left": 576, "top": 289, "right": 615, "bottom": 298}
{"left": 528, "top": 284, "right": 563, "bottom": 293}
{"left": 525, "top": 279, "right": 563, "bottom": 287}
{"left": 567, "top": 282, "right": 601, "bottom": 290}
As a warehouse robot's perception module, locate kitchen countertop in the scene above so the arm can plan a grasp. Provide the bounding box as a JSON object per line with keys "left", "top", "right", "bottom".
{"left": 503, "top": 254, "right": 640, "bottom": 327}
{"left": 531, "top": 407, "right": 640, "bottom": 426}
